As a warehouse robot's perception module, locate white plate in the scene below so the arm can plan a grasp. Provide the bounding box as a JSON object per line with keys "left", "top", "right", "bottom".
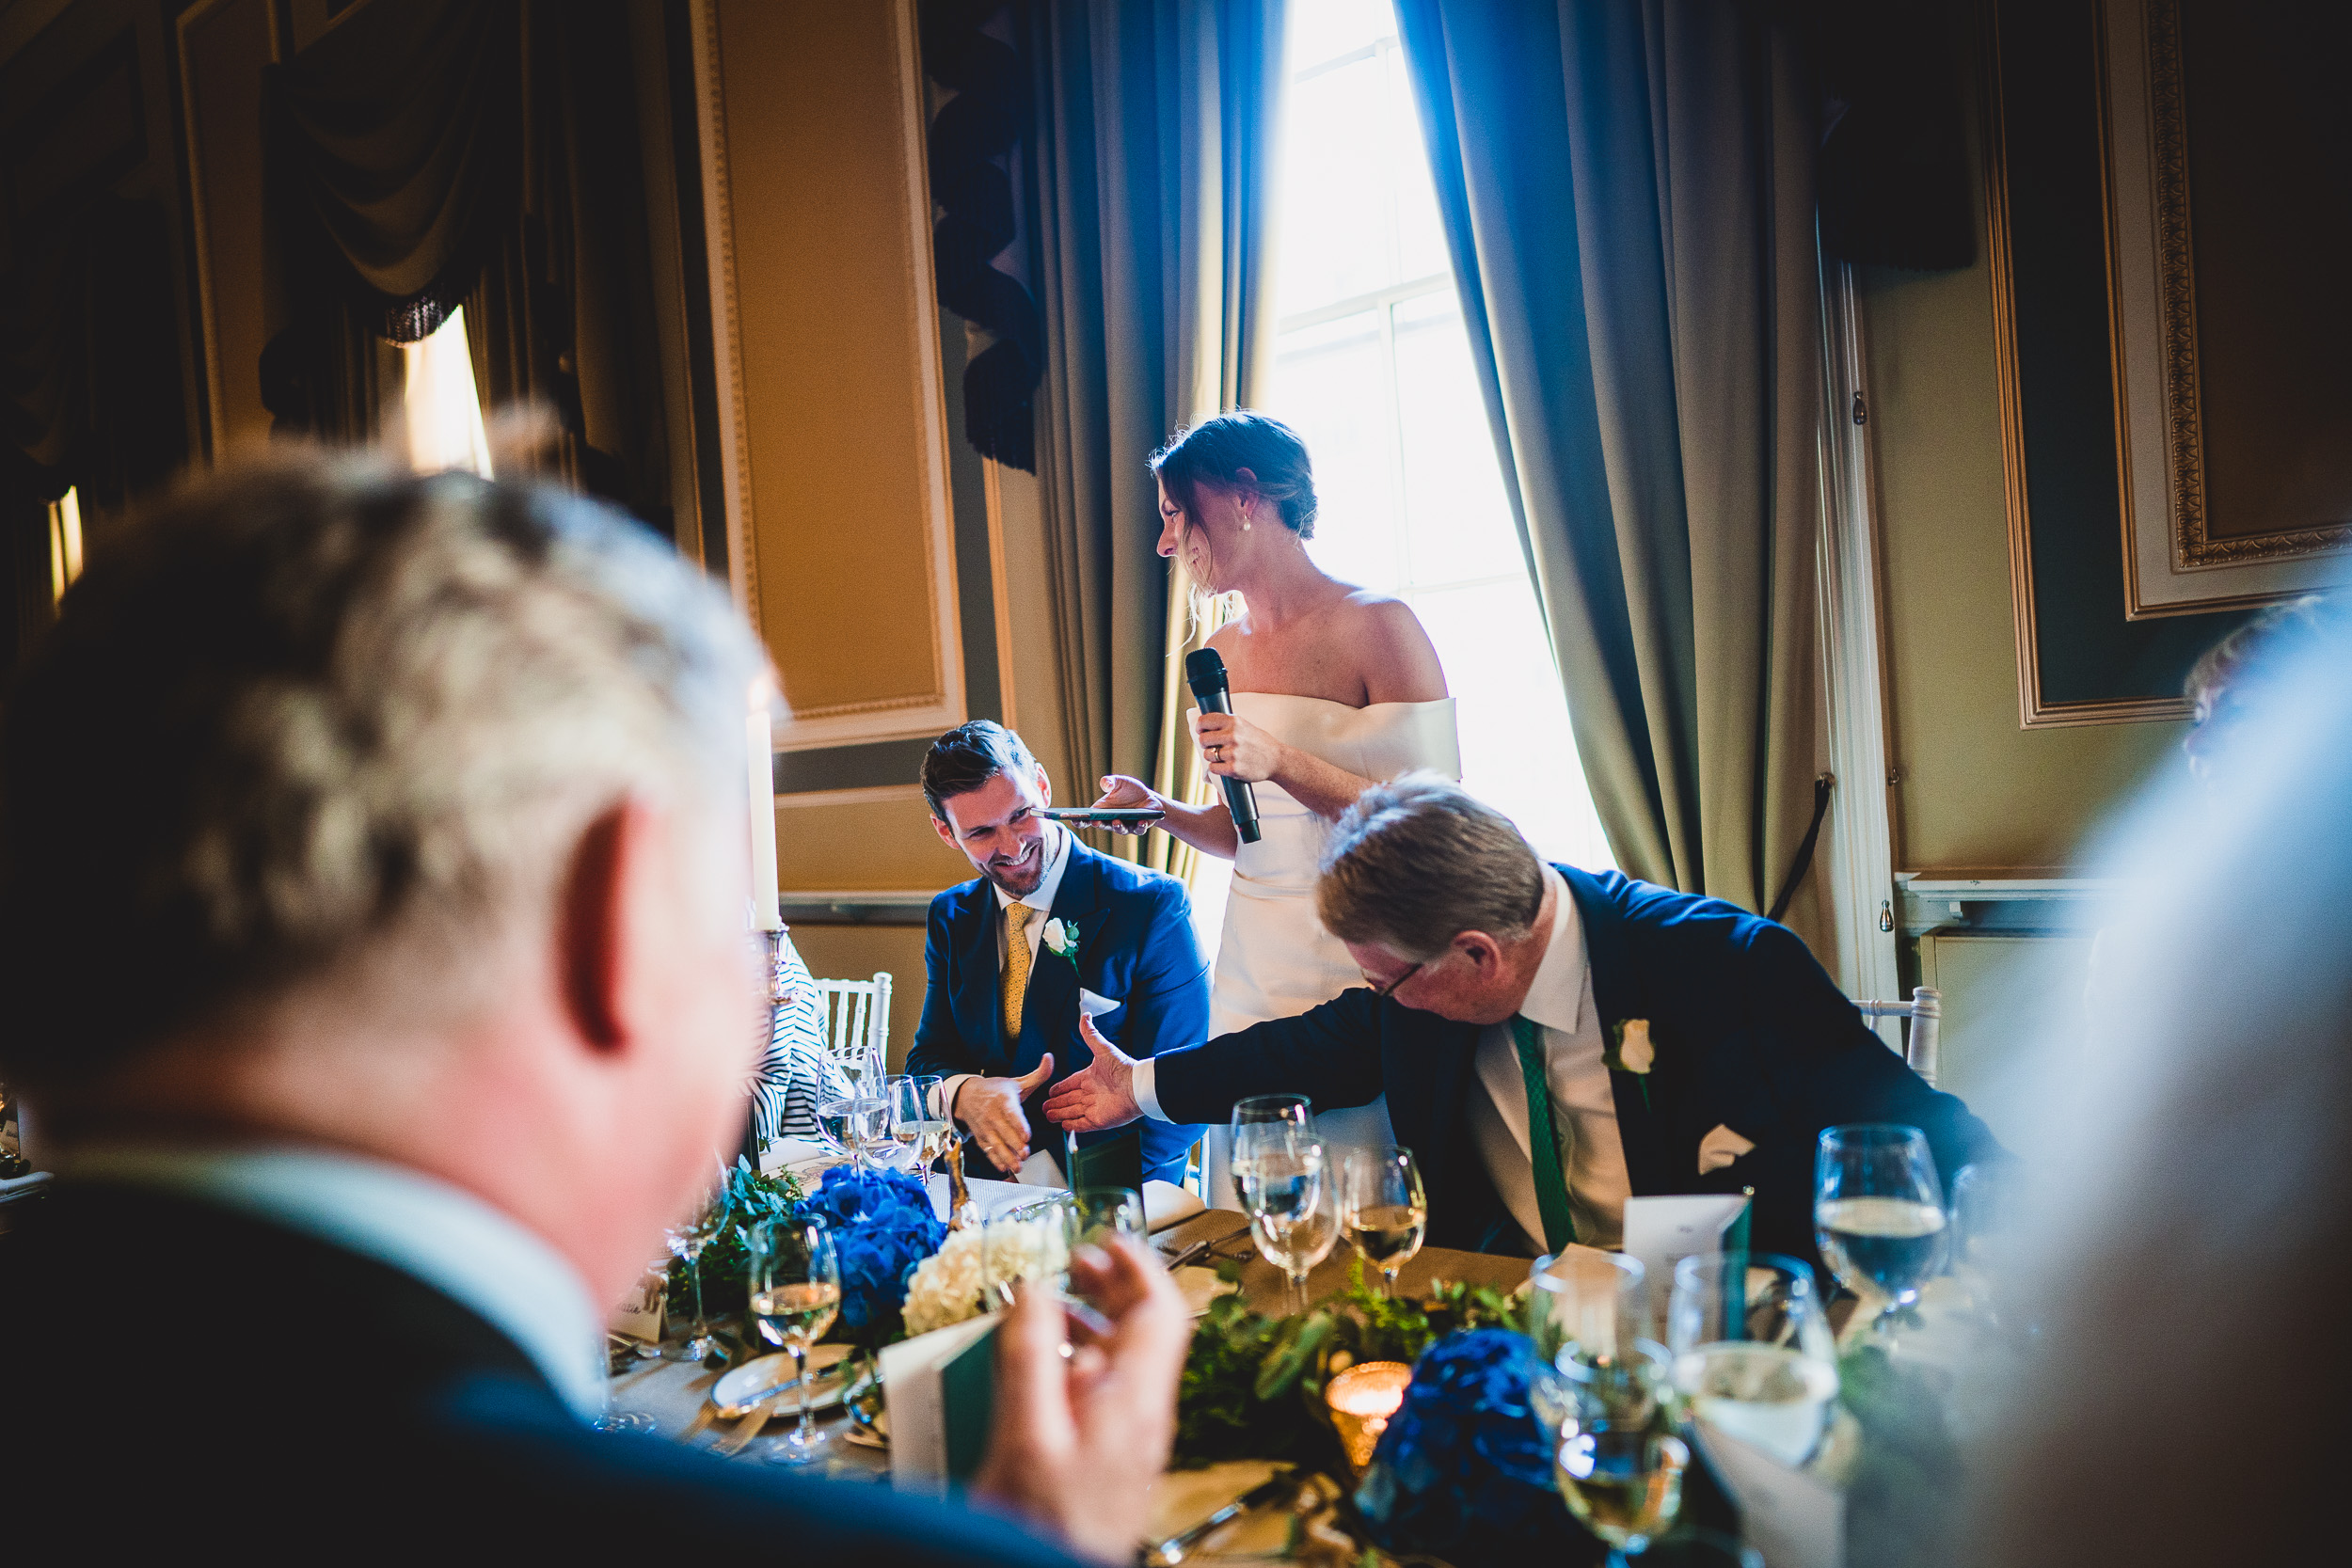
{"left": 709, "top": 1342, "right": 854, "bottom": 1416}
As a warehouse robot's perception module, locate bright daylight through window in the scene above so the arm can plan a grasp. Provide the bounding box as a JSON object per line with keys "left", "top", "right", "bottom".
{"left": 1263, "top": 0, "right": 1613, "bottom": 872}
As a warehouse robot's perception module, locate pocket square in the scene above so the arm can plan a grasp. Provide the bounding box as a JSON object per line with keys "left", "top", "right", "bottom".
{"left": 1697, "top": 1123, "right": 1756, "bottom": 1175}
{"left": 1077, "top": 988, "right": 1121, "bottom": 1019}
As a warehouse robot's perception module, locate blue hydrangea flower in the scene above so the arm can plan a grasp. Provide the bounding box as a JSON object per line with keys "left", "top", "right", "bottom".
{"left": 791, "top": 1166, "right": 945, "bottom": 1345}
{"left": 1357, "top": 1328, "right": 1584, "bottom": 1561}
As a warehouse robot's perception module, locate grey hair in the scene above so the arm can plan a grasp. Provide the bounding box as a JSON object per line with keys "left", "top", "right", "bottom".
{"left": 0, "top": 451, "right": 765, "bottom": 1087}
{"left": 1314, "top": 773, "right": 1546, "bottom": 961}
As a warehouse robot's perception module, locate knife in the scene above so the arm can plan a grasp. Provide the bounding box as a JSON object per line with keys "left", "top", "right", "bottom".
{"left": 1140, "top": 1473, "right": 1297, "bottom": 1565}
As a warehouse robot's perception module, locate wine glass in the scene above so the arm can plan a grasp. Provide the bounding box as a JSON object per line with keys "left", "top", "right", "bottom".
{"left": 983, "top": 1196, "right": 1074, "bottom": 1305}
{"left": 1066, "top": 1186, "right": 1147, "bottom": 1248}
{"left": 1339, "top": 1146, "right": 1427, "bottom": 1297}
{"left": 1228, "top": 1094, "right": 1313, "bottom": 1209}
{"left": 876, "top": 1074, "right": 946, "bottom": 1175}
{"left": 1815, "top": 1123, "right": 1947, "bottom": 1343}
{"left": 1238, "top": 1134, "right": 1339, "bottom": 1316}
{"left": 746, "top": 1217, "right": 842, "bottom": 1465}
{"left": 1548, "top": 1341, "right": 1689, "bottom": 1565}
{"left": 1667, "top": 1253, "right": 1837, "bottom": 1468}
{"left": 661, "top": 1217, "right": 720, "bottom": 1363}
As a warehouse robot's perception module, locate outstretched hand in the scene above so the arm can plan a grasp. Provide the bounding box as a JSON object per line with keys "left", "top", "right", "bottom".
{"left": 952, "top": 1053, "right": 1057, "bottom": 1172}
{"left": 1042, "top": 1015, "right": 1144, "bottom": 1132}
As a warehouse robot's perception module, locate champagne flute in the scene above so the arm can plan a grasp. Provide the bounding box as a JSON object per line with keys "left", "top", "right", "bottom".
{"left": 1229, "top": 1094, "right": 1313, "bottom": 1209}
{"left": 746, "top": 1217, "right": 842, "bottom": 1465}
{"left": 1549, "top": 1342, "right": 1688, "bottom": 1564}
{"left": 661, "top": 1217, "right": 720, "bottom": 1363}
{"left": 1339, "top": 1145, "right": 1427, "bottom": 1298}
{"left": 1239, "top": 1135, "right": 1339, "bottom": 1315}
{"left": 1667, "top": 1253, "right": 1837, "bottom": 1468}
{"left": 1815, "top": 1123, "right": 1947, "bottom": 1344}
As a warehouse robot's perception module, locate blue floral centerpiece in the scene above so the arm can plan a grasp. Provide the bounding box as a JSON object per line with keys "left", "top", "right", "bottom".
{"left": 1355, "top": 1328, "right": 1586, "bottom": 1563}
{"left": 792, "top": 1165, "right": 946, "bottom": 1347}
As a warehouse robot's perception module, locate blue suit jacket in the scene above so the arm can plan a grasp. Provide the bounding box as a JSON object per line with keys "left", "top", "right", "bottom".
{"left": 909, "top": 836, "right": 1210, "bottom": 1186}
{"left": 1152, "top": 866, "right": 2001, "bottom": 1269}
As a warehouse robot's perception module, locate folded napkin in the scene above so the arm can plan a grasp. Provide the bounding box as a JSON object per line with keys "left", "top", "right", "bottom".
{"left": 1142, "top": 1180, "right": 1205, "bottom": 1233}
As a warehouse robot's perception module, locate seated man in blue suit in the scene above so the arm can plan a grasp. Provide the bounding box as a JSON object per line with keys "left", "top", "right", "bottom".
{"left": 909, "top": 721, "right": 1209, "bottom": 1187}
{"left": 1047, "top": 774, "right": 2000, "bottom": 1268}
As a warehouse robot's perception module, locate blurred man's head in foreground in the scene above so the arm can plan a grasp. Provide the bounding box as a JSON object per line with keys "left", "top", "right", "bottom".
{"left": 0, "top": 452, "right": 768, "bottom": 1299}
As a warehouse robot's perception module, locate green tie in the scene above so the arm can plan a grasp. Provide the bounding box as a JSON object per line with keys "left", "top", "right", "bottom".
{"left": 1512, "top": 1015, "right": 1578, "bottom": 1252}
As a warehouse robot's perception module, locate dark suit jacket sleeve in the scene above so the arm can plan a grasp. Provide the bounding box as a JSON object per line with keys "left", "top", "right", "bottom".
{"left": 1115, "top": 879, "right": 1211, "bottom": 1067}
{"left": 1740, "top": 922, "right": 2003, "bottom": 1189}
{"left": 1152, "top": 986, "right": 1389, "bottom": 1128}
{"left": 904, "top": 897, "right": 980, "bottom": 1082}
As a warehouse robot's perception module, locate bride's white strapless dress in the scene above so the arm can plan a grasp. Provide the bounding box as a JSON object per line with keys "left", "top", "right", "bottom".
{"left": 1204, "top": 694, "right": 1462, "bottom": 1200}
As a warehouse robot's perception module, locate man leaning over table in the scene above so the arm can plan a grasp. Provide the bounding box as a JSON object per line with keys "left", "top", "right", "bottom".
{"left": 1047, "top": 773, "right": 2002, "bottom": 1269}
{"left": 0, "top": 453, "right": 1184, "bottom": 1563}
{"left": 907, "top": 721, "right": 1210, "bottom": 1187}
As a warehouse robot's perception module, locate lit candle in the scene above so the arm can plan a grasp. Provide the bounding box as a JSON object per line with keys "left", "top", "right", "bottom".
{"left": 746, "top": 676, "right": 781, "bottom": 931}
{"left": 1326, "top": 1360, "right": 1414, "bottom": 1473}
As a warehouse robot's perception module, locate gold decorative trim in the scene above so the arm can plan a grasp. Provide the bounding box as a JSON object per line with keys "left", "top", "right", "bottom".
{"left": 690, "top": 0, "right": 761, "bottom": 633}
{"left": 789, "top": 691, "right": 952, "bottom": 721}
{"left": 773, "top": 784, "right": 928, "bottom": 809}
{"left": 1986, "top": 0, "right": 2190, "bottom": 729}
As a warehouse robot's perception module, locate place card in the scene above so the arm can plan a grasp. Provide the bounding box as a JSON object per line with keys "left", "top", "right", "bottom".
{"left": 1692, "top": 1423, "right": 1844, "bottom": 1568}
{"left": 1622, "top": 1194, "right": 1750, "bottom": 1315}
{"left": 611, "top": 1266, "right": 665, "bottom": 1343}
{"left": 881, "top": 1314, "right": 1000, "bottom": 1496}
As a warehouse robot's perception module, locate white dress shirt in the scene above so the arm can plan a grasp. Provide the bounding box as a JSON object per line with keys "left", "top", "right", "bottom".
{"left": 1136, "top": 864, "right": 1629, "bottom": 1251}
{"left": 57, "top": 1144, "right": 606, "bottom": 1418}
{"left": 940, "top": 822, "right": 1072, "bottom": 1117}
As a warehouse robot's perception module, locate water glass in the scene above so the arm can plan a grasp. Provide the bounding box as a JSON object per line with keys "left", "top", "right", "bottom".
{"left": 1228, "top": 1094, "right": 1313, "bottom": 1208}
{"left": 1239, "top": 1136, "right": 1339, "bottom": 1316}
{"left": 816, "top": 1094, "right": 887, "bottom": 1172}
{"left": 746, "top": 1218, "right": 842, "bottom": 1465}
{"left": 876, "top": 1074, "right": 947, "bottom": 1175}
{"left": 661, "top": 1218, "right": 720, "bottom": 1363}
{"left": 1815, "top": 1123, "right": 1947, "bottom": 1341}
{"left": 1339, "top": 1145, "right": 1428, "bottom": 1297}
{"left": 1668, "top": 1253, "right": 1837, "bottom": 1468}
{"left": 1529, "top": 1250, "right": 1649, "bottom": 1369}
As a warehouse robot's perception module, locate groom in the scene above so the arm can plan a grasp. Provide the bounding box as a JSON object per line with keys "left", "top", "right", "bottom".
{"left": 1046, "top": 774, "right": 2000, "bottom": 1267}
{"left": 909, "top": 721, "right": 1209, "bottom": 1186}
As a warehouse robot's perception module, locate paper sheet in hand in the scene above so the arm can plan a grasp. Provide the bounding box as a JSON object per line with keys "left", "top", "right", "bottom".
{"left": 1693, "top": 1424, "right": 1844, "bottom": 1568}
{"left": 1622, "top": 1194, "right": 1750, "bottom": 1308}
{"left": 882, "top": 1315, "right": 1000, "bottom": 1496}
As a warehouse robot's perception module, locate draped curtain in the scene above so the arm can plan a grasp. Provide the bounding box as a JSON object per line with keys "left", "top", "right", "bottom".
{"left": 1396, "top": 0, "right": 1823, "bottom": 933}
{"left": 264, "top": 0, "right": 671, "bottom": 528}
{"left": 1020, "top": 0, "right": 1284, "bottom": 873}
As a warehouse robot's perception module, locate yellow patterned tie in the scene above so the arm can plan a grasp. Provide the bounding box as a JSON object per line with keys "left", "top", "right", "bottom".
{"left": 1001, "top": 903, "right": 1035, "bottom": 1041}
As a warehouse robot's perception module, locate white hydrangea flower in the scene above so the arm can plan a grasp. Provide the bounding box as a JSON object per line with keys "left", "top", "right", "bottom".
{"left": 901, "top": 1229, "right": 990, "bottom": 1337}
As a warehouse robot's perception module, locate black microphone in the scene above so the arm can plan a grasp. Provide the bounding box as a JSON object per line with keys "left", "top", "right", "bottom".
{"left": 1185, "top": 647, "right": 1262, "bottom": 845}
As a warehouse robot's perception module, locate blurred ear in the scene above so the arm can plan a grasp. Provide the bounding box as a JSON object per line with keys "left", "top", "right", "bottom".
{"left": 555, "top": 798, "right": 663, "bottom": 1053}
{"left": 1454, "top": 929, "right": 1505, "bottom": 974}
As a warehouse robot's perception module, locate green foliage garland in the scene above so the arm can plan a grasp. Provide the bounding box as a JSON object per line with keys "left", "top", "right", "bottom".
{"left": 664, "top": 1157, "right": 807, "bottom": 1323}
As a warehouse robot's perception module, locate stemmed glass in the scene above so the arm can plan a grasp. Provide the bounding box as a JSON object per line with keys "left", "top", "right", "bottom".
{"left": 983, "top": 1196, "right": 1073, "bottom": 1306}
{"left": 879, "top": 1074, "right": 949, "bottom": 1176}
{"left": 1236, "top": 1131, "right": 1339, "bottom": 1316}
{"left": 1339, "top": 1146, "right": 1427, "bottom": 1298}
{"left": 1547, "top": 1343, "right": 1689, "bottom": 1566}
{"left": 1667, "top": 1253, "right": 1837, "bottom": 1468}
{"left": 816, "top": 1093, "right": 887, "bottom": 1172}
{"left": 1529, "top": 1250, "right": 1649, "bottom": 1370}
{"left": 1814, "top": 1123, "right": 1947, "bottom": 1344}
{"left": 662, "top": 1216, "right": 720, "bottom": 1363}
{"left": 1228, "top": 1094, "right": 1313, "bottom": 1209}
{"left": 747, "top": 1218, "right": 842, "bottom": 1465}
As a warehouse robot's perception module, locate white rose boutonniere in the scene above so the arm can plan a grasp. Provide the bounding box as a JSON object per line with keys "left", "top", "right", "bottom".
{"left": 1041, "top": 917, "right": 1081, "bottom": 965}
{"left": 1607, "top": 1019, "right": 1655, "bottom": 1110}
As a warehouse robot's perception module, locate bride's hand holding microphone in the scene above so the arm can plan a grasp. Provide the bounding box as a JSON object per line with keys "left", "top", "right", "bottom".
{"left": 1191, "top": 708, "right": 1283, "bottom": 784}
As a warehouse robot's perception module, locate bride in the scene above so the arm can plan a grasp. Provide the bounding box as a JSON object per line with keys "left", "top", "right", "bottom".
{"left": 1093, "top": 411, "right": 1458, "bottom": 1196}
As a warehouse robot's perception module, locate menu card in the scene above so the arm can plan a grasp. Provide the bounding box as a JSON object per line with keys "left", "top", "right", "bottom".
{"left": 881, "top": 1315, "right": 1000, "bottom": 1496}
{"left": 1621, "top": 1193, "right": 1750, "bottom": 1311}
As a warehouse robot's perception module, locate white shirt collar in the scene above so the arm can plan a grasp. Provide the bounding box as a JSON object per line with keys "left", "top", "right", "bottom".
{"left": 993, "top": 820, "right": 1073, "bottom": 916}
{"left": 58, "top": 1144, "right": 606, "bottom": 1419}
{"left": 1516, "top": 864, "right": 1585, "bottom": 1035}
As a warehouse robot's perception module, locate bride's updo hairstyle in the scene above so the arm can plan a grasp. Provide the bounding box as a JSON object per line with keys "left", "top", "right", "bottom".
{"left": 1149, "top": 410, "right": 1318, "bottom": 540}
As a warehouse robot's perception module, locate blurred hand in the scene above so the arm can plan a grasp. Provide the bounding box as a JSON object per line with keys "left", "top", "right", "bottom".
{"left": 974, "top": 1239, "right": 1187, "bottom": 1562}
{"left": 1042, "top": 1017, "right": 1141, "bottom": 1133}
{"left": 1191, "top": 709, "right": 1282, "bottom": 784}
{"left": 1090, "top": 774, "right": 1163, "bottom": 836}
{"left": 952, "top": 1054, "right": 1055, "bottom": 1172}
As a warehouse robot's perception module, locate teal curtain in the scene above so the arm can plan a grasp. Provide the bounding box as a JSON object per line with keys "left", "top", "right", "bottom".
{"left": 1396, "top": 0, "right": 1823, "bottom": 928}
{"left": 1022, "top": 0, "right": 1284, "bottom": 863}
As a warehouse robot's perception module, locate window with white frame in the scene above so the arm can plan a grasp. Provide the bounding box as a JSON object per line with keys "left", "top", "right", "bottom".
{"left": 1264, "top": 0, "right": 1613, "bottom": 871}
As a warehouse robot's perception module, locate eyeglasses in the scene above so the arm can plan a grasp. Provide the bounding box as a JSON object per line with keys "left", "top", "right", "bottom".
{"left": 1368, "top": 961, "right": 1423, "bottom": 1001}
